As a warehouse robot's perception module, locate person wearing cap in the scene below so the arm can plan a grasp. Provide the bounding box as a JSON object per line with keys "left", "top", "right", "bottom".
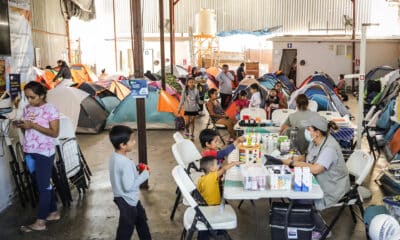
{"left": 281, "top": 115, "right": 350, "bottom": 238}
{"left": 280, "top": 94, "right": 320, "bottom": 154}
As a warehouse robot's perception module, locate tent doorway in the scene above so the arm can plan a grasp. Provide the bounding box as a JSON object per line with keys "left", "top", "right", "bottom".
{"left": 279, "top": 49, "right": 297, "bottom": 85}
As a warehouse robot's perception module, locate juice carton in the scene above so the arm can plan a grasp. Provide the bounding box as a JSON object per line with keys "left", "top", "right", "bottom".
{"left": 294, "top": 167, "right": 302, "bottom": 192}
{"left": 301, "top": 167, "right": 312, "bottom": 192}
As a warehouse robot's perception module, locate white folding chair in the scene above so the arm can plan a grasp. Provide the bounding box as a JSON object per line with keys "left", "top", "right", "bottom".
{"left": 318, "top": 111, "right": 341, "bottom": 120}
{"left": 170, "top": 140, "right": 203, "bottom": 220}
{"left": 271, "top": 109, "right": 296, "bottom": 127}
{"left": 173, "top": 131, "right": 185, "bottom": 143}
{"left": 240, "top": 107, "right": 267, "bottom": 120}
{"left": 172, "top": 165, "right": 237, "bottom": 240}
{"left": 321, "top": 150, "right": 374, "bottom": 239}
{"left": 308, "top": 100, "right": 318, "bottom": 112}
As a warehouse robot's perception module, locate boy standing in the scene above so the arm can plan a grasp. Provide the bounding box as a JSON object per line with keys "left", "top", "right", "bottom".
{"left": 108, "top": 125, "right": 151, "bottom": 240}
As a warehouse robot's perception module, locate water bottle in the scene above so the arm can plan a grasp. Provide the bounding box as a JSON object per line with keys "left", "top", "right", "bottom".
{"left": 290, "top": 127, "right": 298, "bottom": 150}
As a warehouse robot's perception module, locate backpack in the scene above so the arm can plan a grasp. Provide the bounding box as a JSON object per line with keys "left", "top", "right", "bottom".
{"left": 175, "top": 116, "right": 185, "bottom": 131}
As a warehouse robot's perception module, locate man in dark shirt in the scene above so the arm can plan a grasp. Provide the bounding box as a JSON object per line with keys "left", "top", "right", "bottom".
{"left": 236, "top": 63, "right": 245, "bottom": 82}
{"left": 52, "top": 60, "right": 72, "bottom": 82}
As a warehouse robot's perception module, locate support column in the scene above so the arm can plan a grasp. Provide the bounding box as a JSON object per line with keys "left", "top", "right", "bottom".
{"left": 130, "top": 0, "right": 148, "bottom": 188}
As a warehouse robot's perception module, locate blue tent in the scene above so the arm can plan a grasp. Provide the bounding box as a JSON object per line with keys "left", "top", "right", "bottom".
{"left": 300, "top": 73, "right": 336, "bottom": 90}
{"left": 288, "top": 81, "right": 351, "bottom": 117}
{"left": 258, "top": 73, "right": 293, "bottom": 96}
{"left": 107, "top": 89, "right": 175, "bottom": 127}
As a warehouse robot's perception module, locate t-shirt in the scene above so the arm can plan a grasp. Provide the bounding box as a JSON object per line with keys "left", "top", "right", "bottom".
{"left": 197, "top": 171, "right": 220, "bottom": 205}
{"left": 306, "top": 135, "right": 350, "bottom": 210}
{"left": 216, "top": 71, "right": 234, "bottom": 94}
{"left": 109, "top": 152, "right": 149, "bottom": 207}
{"left": 235, "top": 99, "right": 249, "bottom": 114}
{"left": 23, "top": 103, "right": 60, "bottom": 157}
{"left": 202, "top": 144, "right": 235, "bottom": 165}
{"left": 249, "top": 92, "right": 262, "bottom": 108}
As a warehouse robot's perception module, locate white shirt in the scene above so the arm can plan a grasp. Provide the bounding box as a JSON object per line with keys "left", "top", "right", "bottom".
{"left": 249, "top": 91, "right": 262, "bottom": 108}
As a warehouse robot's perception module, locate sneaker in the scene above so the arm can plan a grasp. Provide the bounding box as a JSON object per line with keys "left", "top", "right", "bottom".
{"left": 312, "top": 230, "right": 332, "bottom": 240}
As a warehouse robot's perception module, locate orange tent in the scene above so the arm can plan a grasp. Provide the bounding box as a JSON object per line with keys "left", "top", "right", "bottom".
{"left": 206, "top": 67, "right": 221, "bottom": 78}
{"left": 157, "top": 90, "right": 184, "bottom": 117}
{"left": 34, "top": 67, "right": 57, "bottom": 89}
{"left": 70, "top": 64, "right": 98, "bottom": 87}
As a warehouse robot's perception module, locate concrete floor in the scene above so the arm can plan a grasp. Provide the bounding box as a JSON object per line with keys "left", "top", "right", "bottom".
{"left": 0, "top": 96, "right": 390, "bottom": 240}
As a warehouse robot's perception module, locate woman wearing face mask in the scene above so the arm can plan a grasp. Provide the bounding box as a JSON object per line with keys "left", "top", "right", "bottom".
{"left": 281, "top": 115, "right": 350, "bottom": 239}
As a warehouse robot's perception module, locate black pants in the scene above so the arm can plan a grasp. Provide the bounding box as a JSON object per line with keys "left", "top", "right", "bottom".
{"left": 114, "top": 198, "right": 152, "bottom": 240}
{"left": 198, "top": 96, "right": 205, "bottom": 112}
{"left": 220, "top": 93, "right": 232, "bottom": 110}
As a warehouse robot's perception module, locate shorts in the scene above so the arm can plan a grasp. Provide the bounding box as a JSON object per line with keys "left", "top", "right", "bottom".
{"left": 184, "top": 111, "right": 199, "bottom": 116}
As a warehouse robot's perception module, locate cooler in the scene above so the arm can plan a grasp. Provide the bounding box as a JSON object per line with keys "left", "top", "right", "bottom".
{"left": 269, "top": 202, "right": 315, "bottom": 240}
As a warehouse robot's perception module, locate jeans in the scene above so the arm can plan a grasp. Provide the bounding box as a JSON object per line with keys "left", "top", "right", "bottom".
{"left": 114, "top": 198, "right": 151, "bottom": 240}
{"left": 30, "top": 153, "right": 57, "bottom": 220}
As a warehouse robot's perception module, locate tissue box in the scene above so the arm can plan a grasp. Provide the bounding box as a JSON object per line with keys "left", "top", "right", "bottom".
{"left": 241, "top": 163, "right": 267, "bottom": 191}
{"left": 267, "top": 165, "right": 292, "bottom": 190}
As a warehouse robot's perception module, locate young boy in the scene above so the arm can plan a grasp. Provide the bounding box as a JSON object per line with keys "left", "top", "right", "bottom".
{"left": 199, "top": 129, "right": 245, "bottom": 165}
{"left": 197, "top": 156, "right": 241, "bottom": 205}
{"left": 108, "top": 125, "right": 151, "bottom": 240}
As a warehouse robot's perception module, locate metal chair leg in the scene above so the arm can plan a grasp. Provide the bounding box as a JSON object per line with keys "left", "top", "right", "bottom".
{"left": 349, "top": 205, "right": 357, "bottom": 223}
{"left": 180, "top": 228, "right": 186, "bottom": 240}
{"left": 170, "top": 188, "right": 182, "bottom": 220}
{"left": 238, "top": 200, "right": 244, "bottom": 209}
{"left": 321, "top": 204, "right": 347, "bottom": 240}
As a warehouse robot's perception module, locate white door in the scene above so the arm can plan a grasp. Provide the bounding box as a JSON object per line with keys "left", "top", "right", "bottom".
{"left": 143, "top": 49, "right": 154, "bottom": 73}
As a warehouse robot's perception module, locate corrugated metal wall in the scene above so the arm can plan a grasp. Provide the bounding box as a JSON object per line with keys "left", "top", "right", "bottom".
{"left": 96, "top": 0, "right": 373, "bottom": 34}
{"left": 31, "top": 0, "right": 67, "bottom": 67}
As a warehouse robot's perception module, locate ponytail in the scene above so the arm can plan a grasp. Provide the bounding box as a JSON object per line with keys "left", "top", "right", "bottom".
{"left": 327, "top": 121, "right": 339, "bottom": 132}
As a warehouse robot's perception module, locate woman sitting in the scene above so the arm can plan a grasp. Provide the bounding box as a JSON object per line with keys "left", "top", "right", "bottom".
{"left": 206, "top": 88, "right": 237, "bottom": 141}
{"left": 281, "top": 115, "right": 350, "bottom": 238}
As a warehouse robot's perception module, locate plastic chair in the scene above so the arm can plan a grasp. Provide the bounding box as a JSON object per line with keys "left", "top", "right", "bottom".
{"left": 271, "top": 109, "right": 296, "bottom": 126}
{"left": 170, "top": 140, "right": 203, "bottom": 220}
{"left": 321, "top": 150, "right": 374, "bottom": 239}
{"left": 172, "top": 165, "right": 237, "bottom": 240}
{"left": 173, "top": 131, "right": 185, "bottom": 143}
{"left": 240, "top": 107, "right": 267, "bottom": 120}
{"left": 318, "top": 111, "right": 341, "bottom": 120}
{"left": 308, "top": 100, "right": 318, "bottom": 112}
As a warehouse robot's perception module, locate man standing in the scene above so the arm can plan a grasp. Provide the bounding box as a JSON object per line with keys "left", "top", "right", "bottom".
{"left": 216, "top": 64, "right": 234, "bottom": 109}
{"left": 236, "top": 63, "right": 245, "bottom": 82}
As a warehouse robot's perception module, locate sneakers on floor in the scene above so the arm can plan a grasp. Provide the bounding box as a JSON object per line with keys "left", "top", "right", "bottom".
{"left": 312, "top": 230, "right": 332, "bottom": 240}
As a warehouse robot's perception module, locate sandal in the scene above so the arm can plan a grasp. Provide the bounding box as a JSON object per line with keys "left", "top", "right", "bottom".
{"left": 46, "top": 213, "right": 61, "bottom": 221}
{"left": 20, "top": 225, "right": 47, "bottom": 233}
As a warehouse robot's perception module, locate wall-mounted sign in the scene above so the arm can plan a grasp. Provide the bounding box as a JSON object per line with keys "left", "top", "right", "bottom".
{"left": 9, "top": 73, "right": 21, "bottom": 100}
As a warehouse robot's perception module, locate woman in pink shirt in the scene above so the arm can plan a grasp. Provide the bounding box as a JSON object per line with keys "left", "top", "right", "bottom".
{"left": 18, "top": 81, "right": 60, "bottom": 233}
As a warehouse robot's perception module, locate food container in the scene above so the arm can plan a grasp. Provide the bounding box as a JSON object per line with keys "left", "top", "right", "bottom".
{"left": 266, "top": 165, "right": 292, "bottom": 190}
{"left": 241, "top": 163, "right": 267, "bottom": 191}
{"left": 238, "top": 143, "right": 261, "bottom": 164}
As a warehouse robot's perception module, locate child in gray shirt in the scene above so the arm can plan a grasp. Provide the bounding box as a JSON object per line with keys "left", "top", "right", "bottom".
{"left": 109, "top": 125, "right": 151, "bottom": 240}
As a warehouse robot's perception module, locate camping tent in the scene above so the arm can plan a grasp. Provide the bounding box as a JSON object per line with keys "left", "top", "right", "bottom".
{"left": 258, "top": 73, "right": 291, "bottom": 97}
{"left": 47, "top": 87, "right": 108, "bottom": 133}
{"left": 365, "top": 66, "right": 395, "bottom": 87}
{"left": 33, "top": 67, "right": 57, "bottom": 89}
{"left": 107, "top": 88, "right": 178, "bottom": 129}
{"left": 78, "top": 82, "right": 121, "bottom": 113}
{"left": 105, "top": 80, "right": 131, "bottom": 100}
{"left": 70, "top": 64, "right": 98, "bottom": 86}
{"left": 299, "top": 73, "right": 337, "bottom": 91}
{"left": 288, "top": 81, "right": 351, "bottom": 117}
